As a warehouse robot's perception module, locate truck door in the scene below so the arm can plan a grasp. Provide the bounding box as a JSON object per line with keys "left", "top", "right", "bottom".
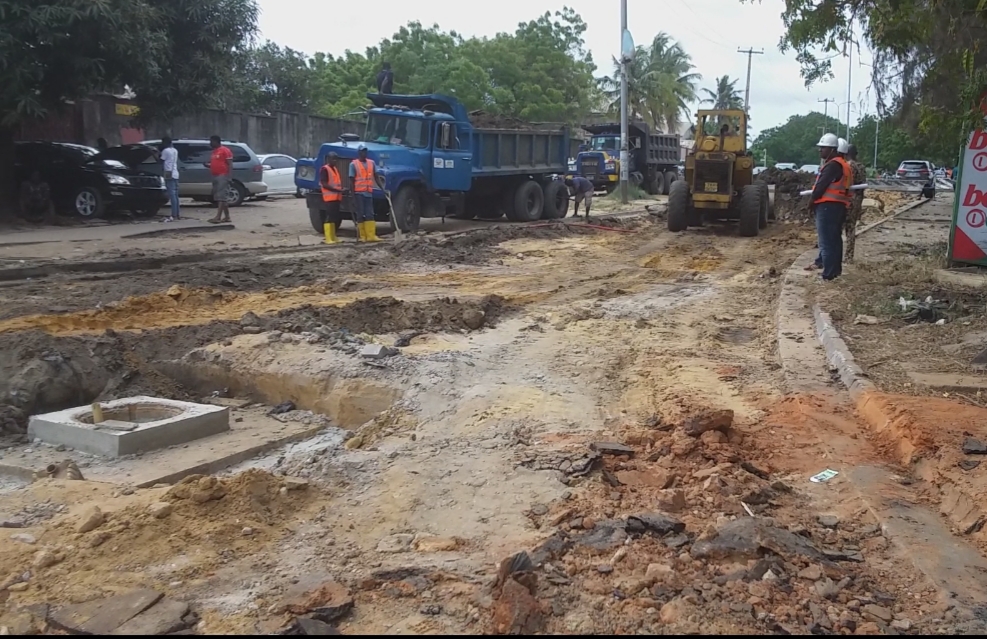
{"left": 431, "top": 122, "right": 472, "bottom": 192}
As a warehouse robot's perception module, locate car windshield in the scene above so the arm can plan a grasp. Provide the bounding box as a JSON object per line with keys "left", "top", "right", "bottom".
{"left": 366, "top": 114, "right": 429, "bottom": 148}
{"left": 590, "top": 136, "right": 619, "bottom": 151}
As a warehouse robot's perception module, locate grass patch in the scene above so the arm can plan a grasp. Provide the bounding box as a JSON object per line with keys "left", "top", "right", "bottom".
{"left": 605, "top": 184, "right": 649, "bottom": 201}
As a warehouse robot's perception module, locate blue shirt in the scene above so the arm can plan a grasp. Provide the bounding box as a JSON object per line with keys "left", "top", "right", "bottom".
{"left": 571, "top": 177, "right": 594, "bottom": 194}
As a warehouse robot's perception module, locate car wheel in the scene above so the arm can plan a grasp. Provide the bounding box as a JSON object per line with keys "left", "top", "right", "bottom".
{"left": 227, "top": 181, "right": 248, "bottom": 207}
{"left": 73, "top": 187, "right": 105, "bottom": 218}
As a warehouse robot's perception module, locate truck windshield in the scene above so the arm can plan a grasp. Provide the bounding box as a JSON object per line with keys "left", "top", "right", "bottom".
{"left": 366, "top": 114, "right": 429, "bottom": 148}
{"left": 590, "top": 136, "right": 619, "bottom": 151}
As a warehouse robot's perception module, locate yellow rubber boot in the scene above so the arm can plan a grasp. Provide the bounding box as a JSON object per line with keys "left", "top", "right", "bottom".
{"left": 364, "top": 221, "right": 382, "bottom": 242}
{"left": 323, "top": 222, "right": 338, "bottom": 244}
{"left": 355, "top": 220, "right": 366, "bottom": 242}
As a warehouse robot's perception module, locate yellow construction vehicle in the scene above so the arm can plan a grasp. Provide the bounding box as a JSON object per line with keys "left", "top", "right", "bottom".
{"left": 667, "top": 109, "right": 770, "bottom": 236}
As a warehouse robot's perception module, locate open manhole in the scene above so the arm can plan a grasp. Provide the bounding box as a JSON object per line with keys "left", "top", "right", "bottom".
{"left": 28, "top": 396, "right": 230, "bottom": 458}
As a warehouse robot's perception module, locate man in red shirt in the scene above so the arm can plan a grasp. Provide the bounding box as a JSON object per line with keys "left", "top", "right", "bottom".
{"left": 207, "top": 135, "right": 234, "bottom": 224}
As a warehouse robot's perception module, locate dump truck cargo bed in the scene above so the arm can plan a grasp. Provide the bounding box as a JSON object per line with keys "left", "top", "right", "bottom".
{"left": 468, "top": 126, "right": 570, "bottom": 177}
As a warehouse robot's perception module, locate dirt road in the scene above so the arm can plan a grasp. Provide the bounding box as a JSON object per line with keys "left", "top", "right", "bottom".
{"left": 0, "top": 209, "right": 974, "bottom": 635}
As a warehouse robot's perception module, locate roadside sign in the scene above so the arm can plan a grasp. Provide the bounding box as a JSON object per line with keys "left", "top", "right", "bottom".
{"left": 949, "top": 129, "right": 987, "bottom": 265}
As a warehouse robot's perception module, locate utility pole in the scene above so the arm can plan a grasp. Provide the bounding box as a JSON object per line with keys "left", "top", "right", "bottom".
{"left": 873, "top": 116, "right": 880, "bottom": 171}
{"left": 619, "top": 0, "right": 629, "bottom": 204}
{"left": 818, "top": 98, "right": 835, "bottom": 131}
{"left": 737, "top": 47, "right": 764, "bottom": 112}
{"left": 845, "top": 25, "right": 853, "bottom": 143}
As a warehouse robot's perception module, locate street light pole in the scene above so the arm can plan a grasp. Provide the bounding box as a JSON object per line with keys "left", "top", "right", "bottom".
{"left": 619, "top": 0, "right": 629, "bottom": 204}
{"left": 873, "top": 116, "right": 880, "bottom": 170}
{"left": 845, "top": 24, "right": 853, "bottom": 143}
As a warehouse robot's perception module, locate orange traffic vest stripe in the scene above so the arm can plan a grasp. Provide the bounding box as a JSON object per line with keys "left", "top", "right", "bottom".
{"left": 813, "top": 156, "right": 851, "bottom": 206}
{"left": 321, "top": 165, "right": 342, "bottom": 202}
{"left": 353, "top": 159, "right": 375, "bottom": 193}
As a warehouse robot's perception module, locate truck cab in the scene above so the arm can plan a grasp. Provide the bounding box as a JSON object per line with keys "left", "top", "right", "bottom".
{"left": 296, "top": 94, "right": 475, "bottom": 233}
{"left": 569, "top": 123, "right": 681, "bottom": 196}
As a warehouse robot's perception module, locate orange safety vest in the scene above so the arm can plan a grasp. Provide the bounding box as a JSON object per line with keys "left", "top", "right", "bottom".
{"left": 352, "top": 159, "right": 375, "bottom": 194}
{"left": 321, "top": 165, "right": 342, "bottom": 203}
{"left": 813, "top": 156, "right": 852, "bottom": 206}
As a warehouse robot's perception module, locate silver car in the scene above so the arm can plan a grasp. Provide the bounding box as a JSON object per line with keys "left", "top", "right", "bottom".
{"left": 142, "top": 139, "right": 268, "bottom": 207}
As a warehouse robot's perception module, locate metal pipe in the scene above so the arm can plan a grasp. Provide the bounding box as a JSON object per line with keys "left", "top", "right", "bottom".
{"left": 619, "top": 0, "right": 629, "bottom": 204}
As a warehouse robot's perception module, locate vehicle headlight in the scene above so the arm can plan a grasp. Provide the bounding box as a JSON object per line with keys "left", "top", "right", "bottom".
{"left": 298, "top": 166, "right": 314, "bottom": 181}
{"left": 105, "top": 173, "right": 130, "bottom": 185}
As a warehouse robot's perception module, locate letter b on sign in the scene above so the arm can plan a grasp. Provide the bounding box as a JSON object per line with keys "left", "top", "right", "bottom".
{"left": 965, "top": 184, "right": 987, "bottom": 207}
{"left": 972, "top": 130, "right": 987, "bottom": 151}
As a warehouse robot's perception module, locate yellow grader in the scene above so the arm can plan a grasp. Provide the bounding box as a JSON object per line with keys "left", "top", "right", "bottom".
{"left": 667, "top": 109, "right": 771, "bottom": 236}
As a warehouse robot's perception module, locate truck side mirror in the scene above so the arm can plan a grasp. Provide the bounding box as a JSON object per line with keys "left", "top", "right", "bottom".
{"left": 440, "top": 123, "right": 452, "bottom": 149}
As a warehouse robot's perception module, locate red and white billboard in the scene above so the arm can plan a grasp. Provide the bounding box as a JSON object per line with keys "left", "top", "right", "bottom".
{"left": 950, "top": 130, "right": 987, "bottom": 265}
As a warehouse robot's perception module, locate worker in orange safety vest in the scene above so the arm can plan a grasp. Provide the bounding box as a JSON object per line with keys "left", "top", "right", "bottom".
{"left": 348, "top": 145, "right": 380, "bottom": 242}
{"left": 319, "top": 152, "right": 344, "bottom": 244}
{"left": 807, "top": 133, "right": 851, "bottom": 281}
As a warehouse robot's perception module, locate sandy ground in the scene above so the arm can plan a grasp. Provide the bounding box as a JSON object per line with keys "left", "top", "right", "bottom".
{"left": 0, "top": 201, "right": 976, "bottom": 635}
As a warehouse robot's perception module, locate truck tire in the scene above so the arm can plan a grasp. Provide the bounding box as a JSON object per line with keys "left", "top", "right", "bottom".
{"left": 757, "top": 182, "right": 769, "bottom": 229}
{"left": 391, "top": 184, "right": 422, "bottom": 233}
{"left": 511, "top": 180, "right": 544, "bottom": 222}
{"left": 500, "top": 183, "right": 519, "bottom": 220}
{"left": 738, "top": 184, "right": 763, "bottom": 237}
{"left": 646, "top": 172, "right": 664, "bottom": 196}
{"left": 663, "top": 171, "right": 677, "bottom": 195}
{"left": 541, "top": 180, "right": 570, "bottom": 219}
{"left": 667, "top": 180, "right": 690, "bottom": 232}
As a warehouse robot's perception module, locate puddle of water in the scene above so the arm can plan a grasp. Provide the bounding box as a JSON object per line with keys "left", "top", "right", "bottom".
{"left": 719, "top": 327, "right": 756, "bottom": 344}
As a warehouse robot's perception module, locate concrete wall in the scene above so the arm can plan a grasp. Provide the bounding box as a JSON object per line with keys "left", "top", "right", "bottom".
{"left": 16, "top": 94, "right": 364, "bottom": 160}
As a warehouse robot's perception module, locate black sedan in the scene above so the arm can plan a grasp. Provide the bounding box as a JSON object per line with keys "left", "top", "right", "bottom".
{"left": 14, "top": 141, "right": 167, "bottom": 218}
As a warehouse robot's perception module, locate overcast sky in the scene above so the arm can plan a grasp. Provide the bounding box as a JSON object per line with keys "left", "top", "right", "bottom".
{"left": 256, "top": 0, "right": 876, "bottom": 139}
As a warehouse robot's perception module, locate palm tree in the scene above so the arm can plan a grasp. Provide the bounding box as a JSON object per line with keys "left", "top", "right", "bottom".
{"left": 597, "top": 33, "right": 700, "bottom": 133}
{"left": 701, "top": 76, "right": 744, "bottom": 111}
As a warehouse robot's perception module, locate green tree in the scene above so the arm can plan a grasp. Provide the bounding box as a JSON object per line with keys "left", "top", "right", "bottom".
{"left": 749, "top": 112, "right": 844, "bottom": 167}
{"left": 598, "top": 33, "right": 699, "bottom": 133}
{"left": 217, "top": 41, "right": 315, "bottom": 114}
{"left": 0, "top": 0, "right": 258, "bottom": 215}
{"left": 701, "top": 76, "right": 744, "bottom": 111}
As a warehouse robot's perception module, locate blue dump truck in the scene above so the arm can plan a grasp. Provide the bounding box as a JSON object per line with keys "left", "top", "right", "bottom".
{"left": 570, "top": 122, "right": 681, "bottom": 195}
{"left": 295, "top": 93, "right": 572, "bottom": 233}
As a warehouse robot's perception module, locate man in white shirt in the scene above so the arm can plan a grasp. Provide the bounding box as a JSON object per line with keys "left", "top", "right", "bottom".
{"left": 160, "top": 136, "right": 180, "bottom": 221}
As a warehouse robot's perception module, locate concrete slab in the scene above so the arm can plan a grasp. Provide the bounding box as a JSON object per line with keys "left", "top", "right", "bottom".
{"left": 2, "top": 408, "right": 333, "bottom": 487}
{"left": 28, "top": 396, "right": 229, "bottom": 458}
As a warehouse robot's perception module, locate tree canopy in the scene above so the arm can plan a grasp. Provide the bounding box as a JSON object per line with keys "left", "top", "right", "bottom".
{"left": 701, "top": 76, "right": 744, "bottom": 111}
{"left": 598, "top": 33, "right": 700, "bottom": 133}
{"left": 234, "top": 8, "right": 600, "bottom": 123}
{"left": 750, "top": 111, "right": 961, "bottom": 169}
{"left": 770, "top": 0, "right": 987, "bottom": 142}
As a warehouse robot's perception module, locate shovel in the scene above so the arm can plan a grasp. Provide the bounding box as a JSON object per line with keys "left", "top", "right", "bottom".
{"left": 376, "top": 175, "right": 404, "bottom": 242}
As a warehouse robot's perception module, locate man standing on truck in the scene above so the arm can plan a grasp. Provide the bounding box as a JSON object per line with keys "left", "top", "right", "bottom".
{"left": 376, "top": 62, "right": 394, "bottom": 95}
{"left": 843, "top": 144, "right": 867, "bottom": 262}
{"left": 349, "top": 145, "right": 380, "bottom": 242}
{"left": 319, "top": 151, "right": 344, "bottom": 243}
{"left": 207, "top": 135, "right": 234, "bottom": 224}
{"left": 565, "top": 176, "right": 595, "bottom": 219}
{"left": 808, "top": 133, "right": 851, "bottom": 281}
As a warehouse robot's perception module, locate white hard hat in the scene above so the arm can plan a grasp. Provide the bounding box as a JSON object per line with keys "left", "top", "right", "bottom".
{"left": 357, "top": 144, "right": 367, "bottom": 151}
{"left": 837, "top": 138, "right": 849, "bottom": 154}
{"left": 817, "top": 133, "right": 839, "bottom": 148}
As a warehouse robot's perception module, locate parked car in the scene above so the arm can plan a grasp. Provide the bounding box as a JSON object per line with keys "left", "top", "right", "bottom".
{"left": 798, "top": 164, "right": 820, "bottom": 175}
{"left": 257, "top": 154, "right": 304, "bottom": 198}
{"left": 774, "top": 163, "right": 797, "bottom": 171}
{"left": 140, "top": 139, "right": 267, "bottom": 207}
{"left": 895, "top": 160, "right": 936, "bottom": 198}
{"left": 753, "top": 166, "right": 767, "bottom": 176}
{"left": 14, "top": 141, "right": 166, "bottom": 218}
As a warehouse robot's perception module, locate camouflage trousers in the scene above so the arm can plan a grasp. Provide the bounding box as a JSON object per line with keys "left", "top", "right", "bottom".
{"left": 844, "top": 196, "right": 864, "bottom": 262}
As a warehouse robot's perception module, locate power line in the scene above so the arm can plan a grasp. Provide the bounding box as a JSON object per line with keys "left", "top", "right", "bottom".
{"left": 737, "top": 48, "right": 764, "bottom": 112}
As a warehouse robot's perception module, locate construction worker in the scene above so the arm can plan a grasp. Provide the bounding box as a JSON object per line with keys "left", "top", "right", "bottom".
{"left": 349, "top": 145, "right": 380, "bottom": 242}
{"left": 843, "top": 144, "right": 867, "bottom": 262}
{"left": 565, "top": 176, "right": 594, "bottom": 218}
{"left": 319, "top": 152, "right": 344, "bottom": 243}
{"left": 807, "top": 133, "right": 852, "bottom": 281}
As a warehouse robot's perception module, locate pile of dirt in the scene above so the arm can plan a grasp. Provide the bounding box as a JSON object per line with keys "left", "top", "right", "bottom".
{"left": 269, "top": 295, "right": 510, "bottom": 335}
{"left": 468, "top": 111, "right": 563, "bottom": 131}
{"left": 760, "top": 168, "right": 815, "bottom": 221}
{"left": 0, "top": 470, "right": 315, "bottom": 605}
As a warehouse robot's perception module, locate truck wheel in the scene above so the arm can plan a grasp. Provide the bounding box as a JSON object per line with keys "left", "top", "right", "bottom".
{"left": 512, "top": 180, "right": 544, "bottom": 222}
{"left": 541, "top": 181, "right": 570, "bottom": 219}
{"left": 667, "top": 180, "right": 690, "bottom": 232}
{"left": 391, "top": 184, "right": 422, "bottom": 233}
{"left": 663, "top": 171, "right": 677, "bottom": 196}
{"left": 501, "top": 184, "right": 519, "bottom": 220}
{"left": 757, "top": 182, "right": 769, "bottom": 229}
{"left": 738, "top": 184, "right": 763, "bottom": 237}
{"left": 648, "top": 172, "right": 665, "bottom": 197}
